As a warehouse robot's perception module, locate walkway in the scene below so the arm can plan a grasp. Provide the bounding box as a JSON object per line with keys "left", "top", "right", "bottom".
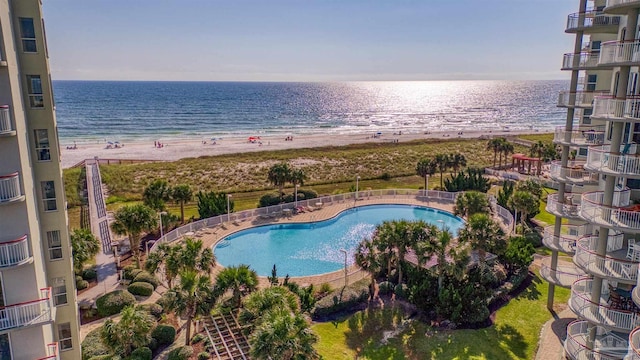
{"left": 535, "top": 308, "right": 575, "bottom": 360}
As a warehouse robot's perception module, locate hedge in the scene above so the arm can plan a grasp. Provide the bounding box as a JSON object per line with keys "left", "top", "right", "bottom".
{"left": 123, "top": 265, "right": 143, "bottom": 281}
{"left": 133, "top": 271, "right": 159, "bottom": 289}
{"left": 151, "top": 324, "right": 176, "bottom": 346}
{"left": 88, "top": 356, "right": 115, "bottom": 360}
{"left": 167, "top": 346, "right": 193, "bottom": 360}
{"left": 129, "top": 347, "right": 152, "bottom": 360}
{"left": 197, "top": 352, "right": 210, "bottom": 360}
{"left": 83, "top": 268, "right": 98, "bottom": 281}
{"left": 312, "top": 280, "right": 369, "bottom": 319}
{"left": 137, "top": 303, "right": 163, "bottom": 319}
{"left": 81, "top": 327, "right": 111, "bottom": 360}
{"left": 76, "top": 280, "right": 89, "bottom": 290}
{"left": 96, "top": 290, "right": 136, "bottom": 317}
{"left": 128, "top": 282, "right": 154, "bottom": 297}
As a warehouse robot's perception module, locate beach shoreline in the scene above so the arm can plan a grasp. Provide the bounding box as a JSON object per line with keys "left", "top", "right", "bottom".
{"left": 60, "top": 129, "right": 548, "bottom": 169}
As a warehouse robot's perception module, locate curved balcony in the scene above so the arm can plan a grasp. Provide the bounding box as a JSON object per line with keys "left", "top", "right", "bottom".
{"left": 579, "top": 191, "right": 640, "bottom": 232}
{"left": 566, "top": 11, "right": 621, "bottom": 33}
{"left": 562, "top": 52, "right": 602, "bottom": 70}
{"left": 0, "top": 106, "right": 14, "bottom": 136}
{"left": 549, "top": 161, "right": 599, "bottom": 185}
{"left": 558, "top": 91, "right": 608, "bottom": 108}
{"left": 593, "top": 96, "right": 626, "bottom": 121}
{"left": 605, "top": 0, "right": 640, "bottom": 14}
{"left": 623, "top": 97, "right": 640, "bottom": 121}
{"left": 0, "top": 288, "right": 53, "bottom": 332}
{"left": 586, "top": 145, "right": 640, "bottom": 178}
{"left": 540, "top": 257, "right": 586, "bottom": 288}
{"left": 0, "top": 235, "right": 32, "bottom": 268}
{"left": 600, "top": 40, "right": 640, "bottom": 66}
{"left": 0, "top": 173, "right": 24, "bottom": 204}
{"left": 574, "top": 236, "right": 639, "bottom": 284}
{"left": 628, "top": 327, "right": 640, "bottom": 360}
{"left": 543, "top": 224, "right": 624, "bottom": 254}
{"left": 546, "top": 193, "right": 582, "bottom": 219}
{"left": 553, "top": 125, "right": 605, "bottom": 146}
{"left": 570, "top": 279, "right": 640, "bottom": 332}
{"left": 565, "top": 320, "right": 629, "bottom": 360}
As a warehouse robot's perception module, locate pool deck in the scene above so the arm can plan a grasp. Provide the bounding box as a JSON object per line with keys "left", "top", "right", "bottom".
{"left": 190, "top": 196, "right": 456, "bottom": 288}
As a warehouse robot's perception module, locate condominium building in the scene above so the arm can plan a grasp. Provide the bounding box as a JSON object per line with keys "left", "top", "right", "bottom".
{"left": 541, "top": 0, "right": 640, "bottom": 358}
{"left": 0, "top": 0, "right": 81, "bottom": 359}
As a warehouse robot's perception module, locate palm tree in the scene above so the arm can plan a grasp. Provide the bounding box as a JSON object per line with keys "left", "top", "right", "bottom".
{"left": 370, "top": 220, "right": 418, "bottom": 285}
{"left": 415, "top": 158, "right": 436, "bottom": 191}
{"left": 180, "top": 238, "right": 216, "bottom": 275}
{"left": 111, "top": 204, "right": 157, "bottom": 268}
{"left": 501, "top": 141, "right": 515, "bottom": 169}
{"left": 355, "top": 239, "right": 382, "bottom": 300}
{"left": 434, "top": 153, "right": 450, "bottom": 188}
{"left": 239, "top": 286, "right": 300, "bottom": 327}
{"left": 249, "top": 311, "right": 319, "bottom": 360}
{"left": 415, "top": 226, "right": 467, "bottom": 295}
{"left": 449, "top": 153, "right": 467, "bottom": 175}
{"left": 509, "top": 190, "right": 540, "bottom": 231}
{"left": 290, "top": 168, "right": 306, "bottom": 188}
{"left": 486, "top": 138, "right": 504, "bottom": 168}
{"left": 171, "top": 184, "right": 193, "bottom": 223}
{"left": 145, "top": 243, "right": 181, "bottom": 289}
{"left": 454, "top": 191, "right": 490, "bottom": 218}
{"left": 165, "top": 270, "right": 215, "bottom": 345}
{"left": 458, "top": 213, "right": 505, "bottom": 262}
{"left": 214, "top": 265, "right": 259, "bottom": 308}
{"left": 142, "top": 179, "right": 171, "bottom": 211}
{"left": 70, "top": 228, "right": 100, "bottom": 274}
{"left": 267, "top": 163, "right": 292, "bottom": 200}
{"left": 101, "top": 305, "right": 154, "bottom": 357}
{"left": 530, "top": 140, "right": 545, "bottom": 159}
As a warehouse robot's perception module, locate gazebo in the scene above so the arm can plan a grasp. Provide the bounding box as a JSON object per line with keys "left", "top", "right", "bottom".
{"left": 511, "top": 153, "right": 542, "bottom": 175}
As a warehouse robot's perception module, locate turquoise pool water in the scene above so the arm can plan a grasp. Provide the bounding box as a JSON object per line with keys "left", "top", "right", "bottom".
{"left": 214, "top": 204, "right": 465, "bottom": 277}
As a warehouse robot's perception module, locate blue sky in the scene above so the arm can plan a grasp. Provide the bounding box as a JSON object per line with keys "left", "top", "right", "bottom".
{"left": 43, "top": 0, "right": 577, "bottom": 81}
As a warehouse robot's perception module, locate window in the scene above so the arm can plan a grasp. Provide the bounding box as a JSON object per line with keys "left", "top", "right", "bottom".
{"left": 19, "top": 18, "right": 36, "bottom": 53}
{"left": 587, "top": 74, "right": 597, "bottom": 92}
{"left": 34, "top": 129, "right": 50, "bottom": 161}
{"left": 26, "top": 75, "right": 43, "bottom": 108}
{"left": 47, "top": 230, "right": 62, "bottom": 260}
{"left": 0, "top": 334, "right": 9, "bottom": 360}
{"left": 58, "top": 323, "right": 72, "bottom": 351}
{"left": 578, "top": 148, "right": 588, "bottom": 157}
{"left": 582, "top": 108, "right": 593, "bottom": 125}
{"left": 591, "top": 41, "right": 601, "bottom": 51}
{"left": 41, "top": 181, "right": 56, "bottom": 211}
{"left": 52, "top": 278, "right": 67, "bottom": 306}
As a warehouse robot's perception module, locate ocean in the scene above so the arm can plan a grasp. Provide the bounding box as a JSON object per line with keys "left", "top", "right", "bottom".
{"left": 52, "top": 80, "right": 568, "bottom": 142}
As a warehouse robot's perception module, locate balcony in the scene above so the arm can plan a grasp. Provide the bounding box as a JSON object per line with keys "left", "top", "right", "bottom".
{"left": 553, "top": 125, "right": 605, "bottom": 147}
{"left": 623, "top": 97, "right": 640, "bottom": 121}
{"left": 0, "top": 173, "right": 23, "bottom": 204}
{"left": 585, "top": 145, "right": 640, "bottom": 178}
{"left": 562, "top": 52, "right": 602, "bottom": 70}
{"left": 549, "top": 160, "right": 599, "bottom": 185}
{"left": 579, "top": 191, "right": 640, "bottom": 233}
{"left": 600, "top": 40, "right": 640, "bottom": 66}
{"left": 606, "top": 0, "right": 640, "bottom": 14}
{"left": 570, "top": 279, "right": 640, "bottom": 332}
{"left": 0, "top": 288, "right": 53, "bottom": 333}
{"left": 566, "top": 11, "right": 621, "bottom": 33}
{"left": 542, "top": 224, "right": 623, "bottom": 254}
{"left": 593, "top": 96, "right": 626, "bottom": 121}
{"left": 36, "top": 343, "right": 59, "bottom": 360}
{"left": 0, "top": 235, "right": 31, "bottom": 268}
{"left": 574, "top": 236, "right": 639, "bottom": 284}
{"left": 546, "top": 193, "right": 582, "bottom": 219}
{"left": 0, "top": 106, "right": 14, "bottom": 136}
{"left": 558, "top": 91, "right": 608, "bottom": 108}
{"left": 539, "top": 257, "right": 586, "bottom": 288}
{"left": 564, "top": 320, "right": 629, "bottom": 360}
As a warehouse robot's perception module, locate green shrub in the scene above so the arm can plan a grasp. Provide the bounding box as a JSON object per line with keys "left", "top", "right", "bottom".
{"left": 123, "top": 265, "right": 143, "bottom": 280}
{"left": 167, "top": 346, "right": 193, "bottom": 360}
{"left": 137, "top": 303, "right": 163, "bottom": 318}
{"left": 128, "top": 282, "right": 154, "bottom": 296}
{"left": 151, "top": 324, "right": 176, "bottom": 345}
{"left": 82, "top": 327, "right": 110, "bottom": 360}
{"left": 394, "top": 284, "right": 408, "bottom": 298}
{"left": 88, "top": 356, "right": 116, "bottom": 360}
{"left": 197, "top": 351, "right": 210, "bottom": 360}
{"left": 83, "top": 268, "right": 98, "bottom": 281}
{"left": 133, "top": 271, "right": 159, "bottom": 289}
{"left": 378, "top": 281, "right": 394, "bottom": 295}
{"left": 129, "top": 347, "right": 152, "bottom": 360}
{"left": 298, "top": 189, "right": 318, "bottom": 200}
{"left": 147, "top": 338, "right": 158, "bottom": 351}
{"left": 76, "top": 275, "right": 83, "bottom": 283}
{"left": 191, "top": 333, "right": 205, "bottom": 344}
{"left": 312, "top": 280, "right": 369, "bottom": 319}
{"left": 258, "top": 193, "right": 281, "bottom": 207}
{"left": 96, "top": 290, "right": 136, "bottom": 317}
{"left": 76, "top": 280, "right": 89, "bottom": 290}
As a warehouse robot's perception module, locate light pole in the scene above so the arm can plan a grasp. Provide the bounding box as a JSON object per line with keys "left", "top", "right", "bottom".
{"left": 339, "top": 249, "right": 348, "bottom": 288}
{"left": 151, "top": 211, "right": 167, "bottom": 257}
{"left": 295, "top": 184, "right": 299, "bottom": 208}
{"left": 356, "top": 175, "right": 361, "bottom": 201}
{"left": 425, "top": 174, "right": 429, "bottom": 196}
{"left": 227, "top": 194, "right": 232, "bottom": 223}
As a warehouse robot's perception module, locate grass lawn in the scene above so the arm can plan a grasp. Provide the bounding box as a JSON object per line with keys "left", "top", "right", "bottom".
{"left": 517, "top": 133, "right": 554, "bottom": 143}
{"left": 312, "top": 273, "right": 570, "bottom": 360}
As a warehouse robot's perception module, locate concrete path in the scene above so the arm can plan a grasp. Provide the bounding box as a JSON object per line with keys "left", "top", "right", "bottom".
{"left": 535, "top": 308, "right": 575, "bottom": 360}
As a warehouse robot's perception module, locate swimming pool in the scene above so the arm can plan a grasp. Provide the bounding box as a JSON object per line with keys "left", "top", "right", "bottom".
{"left": 214, "top": 204, "right": 465, "bottom": 277}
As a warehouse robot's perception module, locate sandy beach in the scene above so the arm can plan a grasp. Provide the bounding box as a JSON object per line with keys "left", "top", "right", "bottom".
{"left": 60, "top": 129, "right": 547, "bottom": 169}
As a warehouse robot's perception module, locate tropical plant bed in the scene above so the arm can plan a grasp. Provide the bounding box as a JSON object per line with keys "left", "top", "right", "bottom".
{"left": 76, "top": 277, "right": 98, "bottom": 295}
{"left": 79, "top": 307, "right": 103, "bottom": 325}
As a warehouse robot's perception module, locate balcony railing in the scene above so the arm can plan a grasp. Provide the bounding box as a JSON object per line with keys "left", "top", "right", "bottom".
{"left": 562, "top": 52, "right": 601, "bottom": 70}
{"left": 546, "top": 193, "right": 582, "bottom": 219}
{"left": 0, "top": 235, "right": 31, "bottom": 268}
{"left": 542, "top": 224, "right": 623, "bottom": 254}
{"left": 570, "top": 279, "right": 640, "bottom": 331}
{"left": 586, "top": 145, "right": 640, "bottom": 177}
{"left": 36, "top": 343, "right": 59, "bottom": 360}
{"left": 549, "top": 160, "right": 599, "bottom": 185}
{"left": 0, "top": 288, "right": 53, "bottom": 332}
{"left": 0, "top": 106, "right": 13, "bottom": 135}
{"left": 566, "top": 11, "right": 621, "bottom": 32}
{"left": 540, "top": 258, "right": 586, "bottom": 288}
{"left": 600, "top": 40, "right": 640, "bottom": 65}
{"left": 558, "top": 91, "right": 608, "bottom": 108}
{"left": 574, "top": 236, "right": 639, "bottom": 283}
{"left": 593, "top": 96, "right": 626, "bottom": 119}
{"left": 624, "top": 97, "right": 640, "bottom": 120}
{"left": 0, "top": 173, "right": 22, "bottom": 204}
{"left": 553, "top": 125, "right": 605, "bottom": 146}
{"left": 564, "top": 320, "right": 629, "bottom": 360}
{"left": 606, "top": 0, "right": 640, "bottom": 10}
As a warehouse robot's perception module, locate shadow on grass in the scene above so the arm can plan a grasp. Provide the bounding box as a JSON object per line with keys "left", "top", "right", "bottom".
{"left": 515, "top": 274, "right": 542, "bottom": 301}
{"left": 343, "top": 306, "right": 407, "bottom": 360}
